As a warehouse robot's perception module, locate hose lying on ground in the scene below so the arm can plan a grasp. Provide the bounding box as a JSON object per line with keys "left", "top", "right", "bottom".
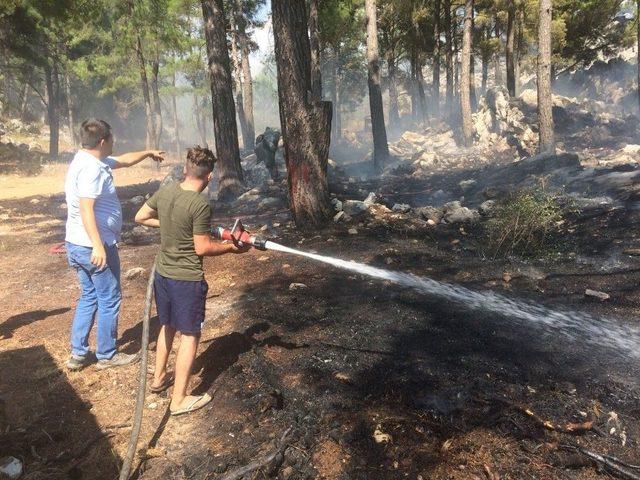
{"left": 119, "top": 262, "right": 156, "bottom": 480}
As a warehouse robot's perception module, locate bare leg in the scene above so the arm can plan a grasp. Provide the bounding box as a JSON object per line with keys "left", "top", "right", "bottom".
{"left": 152, "top": 325, "right": 176, "bottom": 389}
{"left": 170, "top": 332, "right": 200, "bottom": 410}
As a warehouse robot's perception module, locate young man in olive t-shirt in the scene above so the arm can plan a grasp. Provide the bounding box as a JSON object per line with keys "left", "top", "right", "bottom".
{"left": 135, "top": 146, "right": 249, "bottom": 415}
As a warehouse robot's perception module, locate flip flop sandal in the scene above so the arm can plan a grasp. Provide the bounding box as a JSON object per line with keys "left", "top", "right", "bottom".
{"left": 150, "top": 374, "right": 174, "bottom": 393}
{"left": 170, "top": 393, "right": 212, "bottom": 416}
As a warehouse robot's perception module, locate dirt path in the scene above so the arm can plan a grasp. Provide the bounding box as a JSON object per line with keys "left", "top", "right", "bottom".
{"left": 1, "top": 167, "right": 639, "bottom": 479}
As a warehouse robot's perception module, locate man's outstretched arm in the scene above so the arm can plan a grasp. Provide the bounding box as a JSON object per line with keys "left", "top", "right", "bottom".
{"left": 193, "top": 234, "right": 249, "bottom": 256}
{"left": 112, "top": 150, "right": 165, "bottom": 169}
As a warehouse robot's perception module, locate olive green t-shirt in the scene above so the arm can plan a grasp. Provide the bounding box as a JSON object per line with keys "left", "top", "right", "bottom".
{"left": 146, "top": 183, "right": 211, "bottom": 281}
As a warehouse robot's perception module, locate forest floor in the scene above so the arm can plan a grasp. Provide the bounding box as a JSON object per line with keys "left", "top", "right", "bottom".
{"left": 1, "top": 130, "right": 640, "bottom": 480}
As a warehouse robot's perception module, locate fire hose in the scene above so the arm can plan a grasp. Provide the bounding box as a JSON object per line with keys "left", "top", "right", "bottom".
{"left": 118, "top": 220, "right": 265, "bottom": 480}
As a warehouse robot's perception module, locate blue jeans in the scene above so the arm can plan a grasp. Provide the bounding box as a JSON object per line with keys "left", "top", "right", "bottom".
{"left": 66, "top": 241, "right": 121, "bottom": 360}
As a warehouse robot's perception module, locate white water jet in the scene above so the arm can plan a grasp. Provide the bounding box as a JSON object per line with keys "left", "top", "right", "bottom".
{"left": 264, "top": 241, "right": 640, "bottom": 359}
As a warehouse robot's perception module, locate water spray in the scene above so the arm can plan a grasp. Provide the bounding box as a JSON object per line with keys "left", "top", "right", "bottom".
{"left": 213, "top": 219, "right": 640, "bottom": 359}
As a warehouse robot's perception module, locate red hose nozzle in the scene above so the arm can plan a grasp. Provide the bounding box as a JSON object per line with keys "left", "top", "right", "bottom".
{"left": 211, "top": 219, "right": 267, "bottom": 250}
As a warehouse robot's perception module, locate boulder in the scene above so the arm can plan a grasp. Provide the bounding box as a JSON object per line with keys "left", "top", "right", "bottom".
{"left": 363, "top": 192, "right": 378, "bottom": 206}
{"left": 442, "top": 201, "right": 479, "bottom": 224}
{"left": 479, "top": 200, "right": 497, "bottom": 216}
{"left": 331, "top": 198, "right": 343, "bottom": 212}
{"left": 392, "top": 203, "right": 411, "bottom": 213}
{"left": 343, "top": 200, "right": 368, "bottom": 216}
{"left": 416, "top": 206, "right": 443, "bottom": 224}
{"left": 513, "top": 152, "right": 580, "bottom": 175}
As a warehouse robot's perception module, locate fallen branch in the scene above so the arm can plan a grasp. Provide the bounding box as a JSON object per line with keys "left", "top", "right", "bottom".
{"left": 214, "top": 426, "right": 293, "bottom": 480}
{"left": 491, "top": 397, "right": 593, "bottom": 434}
{"left": 560, "top": 444, "right": 640, "bottom": 480}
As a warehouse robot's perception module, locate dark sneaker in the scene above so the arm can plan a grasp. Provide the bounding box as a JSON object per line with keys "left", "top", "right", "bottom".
{"left": 96, "top": 352, "right": 140, "bottom": 370}
{"left": 66, "top": 354, "right": 92, "bottom": 371}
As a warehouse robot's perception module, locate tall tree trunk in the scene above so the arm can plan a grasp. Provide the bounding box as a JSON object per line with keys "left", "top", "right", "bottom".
{"left": 416, "top": 60, "right": 428, "bottom": 123}
{"left": 330, "top": 46, "right": 341, "bottom": 141}
{"left": 193, "top": 93, "right": 207, "bottom": 145}
{"left": 515, "top": 4, "right": 525, "bottom": 96}
{"left": 201, "top": 0, "right": 245, "bottom": 200}
{"left": 44, "top": 62, "right": 59, "bottom": 158}
{"left": 231, "top": 21, "right": 250, "bottom": 151}
{"left": 460, "top": 0, "right": 474, "bottom": 147}
{"left": 151, "top": 47, "right": 163, "bottom": 150}
{"left": 637, "top": 0, "right": 640, "bottom": 114}
{"left": 135, "top": 35, "right": 157, "bottom": 150}
{"left": 64, "top": 69, "right": 76, "bottom": 147}
{"left": 493, "top": 19, "right": 503, "bottom": 86}
{"left": 444, "top": 0, "right": 453, "bottom": 110}
{"left": 481, "top": 51, "right": 489, "bottom": 94}
{"left": 171, "top": 71, "right": 181, "bottom": 160}
{"left": 387, "top": 48, "right": 400, "bottom": 125}
{"left": 234, "top": 0, "right": 256, "bottom": 150}
{"left": 432, "top": 0, "right": 441, "bottom": 117}
{"left": 20, "top": 82, "right": 29, "bottom": 121}
{"left": 309, "top": 0, "right": 322, "bottom": 100}
{"left": 506, "top": 0, "right": 516, "bottom": 97}
{"left": 364, "top": 0, "right": 389, "bottom": 171}
{"left": 537, "top": 0, "right": 555, "bottom": 154}
{"left": 271, "top": 0, "right": 333, "bottom": 228}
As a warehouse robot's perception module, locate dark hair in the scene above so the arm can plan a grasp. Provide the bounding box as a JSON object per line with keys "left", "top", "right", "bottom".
{"left": 185, "top": 146, "right": 216, "bottom": 179}
{"left": 80, "top": 119, "right": 112, "bottom": 149}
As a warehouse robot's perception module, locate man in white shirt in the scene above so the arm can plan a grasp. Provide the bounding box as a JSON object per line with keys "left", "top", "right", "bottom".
{"left": 65, "top": 118, "right": 164, "bottom": 370}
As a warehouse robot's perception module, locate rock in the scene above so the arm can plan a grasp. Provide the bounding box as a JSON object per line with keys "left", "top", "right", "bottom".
{"left": 333, "top": 211, "right": 346, "bottom": 223}
{"left": 124, "top": 267, "right": 145, "bottom": 280}
{"left": 148, "top": 402, "right": 158, "bottom": 410}
{"left": 289, "top": 283, "right": 308, "bottom": 291}
{"left": 585, "top": 289, "right": 610, "bottom": 301}
{"left": 59, "top": 203, "right": 67, "bottom": 210}
{"left": 373, "top": 426, "right": 392, "bottom": 444}
{"left": 130, "top": 195, "right": 145, "bottom": 206}
{"left": 348, "top": 228, "right": 358, "bottom": 235}
{"left": 343, "top": 200, "right": 368, "bottom": 216}
{"left": 331, "top": 198, "right": 343, "bottom": 212}
{"left": 519, "top": 88, "right": 538, "bottom": 108}
{"left": 622, "top": 144, "right": 640, "bottom": 154}
{"left": 458, "top": 179, "right": 476, "bottom": 191}
{"left": 363, "top": 192, "right": 378, "bottom": 206}
{"left": 0, "top": 457, "right": 22, "bottom": 479}
{"left": 401, "top": 131, "right": 427, "bottom": 146}
{"left": 513, "top": 152, "right": 580, "bottom": 175}
{"left": 258, "top": 197, "right": 281, "bottom": 209}
{"left": 479, "top": 200, "right": 497, "bottom": 215}
{"left": 392, "top": 203, "right": 411, "bottom": 213}
{"left": 30, "top": 198, "right": 40, "bottom": 204}
{"left": 416, "top": 206, "right": 444, "bottom": 224}
{"left": 442, "top": 202, "right": 479, "bottom": 224}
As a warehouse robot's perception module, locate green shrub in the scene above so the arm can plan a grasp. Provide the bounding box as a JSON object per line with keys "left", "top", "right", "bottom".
{"left": 485, "top": 188, "right": 567, "bottom": 258}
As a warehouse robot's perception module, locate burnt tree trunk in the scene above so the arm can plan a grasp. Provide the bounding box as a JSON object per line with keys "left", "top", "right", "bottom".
{"left": 309, "top": 0, "right": 322, "bottom": 100}
{"left": 151, "top": 42, "right": 163, "bottom": 149}
{"left": 365, "top": 0, "right": 389, "bottom": 171}
{"left": 416, "top": 60, "right": 428, "bottom": 123}
{"left": 231, "top": 20, "right": 250, "bottom": 151}
{"left": 135, "top": 35, "right": 157, "bottom": 150}
{"left": 432, "top": 0, "right": 441, "bottom": 117}
{"left": 444, "top": 0, "right": 453, "bottom": 110}
{"left": 506, "top": 0, "right": 516, "bottom": 97}
{"left": 171, "top": 71, "right": 181, "bottom": 160}
{"left": 637, "top": 0, "right": 640, "bottom": 114}
{"left": 481, "top": 50, "right": 489, "bottom": 94}
{"left": 202, "top": 0, "right": 245, "bottom": 200}
{"left": 235, "top": 0, "right": 256, "bottom": 150}
{"left": 537, "top": 0, "right": 555, "bottom": 154}
{"left": 193, "top": 94, "right": 207, "bottom": 146}
{"left": 460, "top": 0, "right": 473, "bottom": 147}
{"left": 44, "top": 62, "right": 60, "bottom": 158}
{"left": 387, "top": 48, "right": 400, "bottom": 125}
{"left": 271, "top": 0, "right": 333, "bottom": 228}
{"left": 493, "top": 18, "right": 503, "bottom": 86}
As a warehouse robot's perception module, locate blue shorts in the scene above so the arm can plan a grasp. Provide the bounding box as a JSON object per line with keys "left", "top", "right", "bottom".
{"left": 153, "top": 272, "right": 208, "bottom": 334}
